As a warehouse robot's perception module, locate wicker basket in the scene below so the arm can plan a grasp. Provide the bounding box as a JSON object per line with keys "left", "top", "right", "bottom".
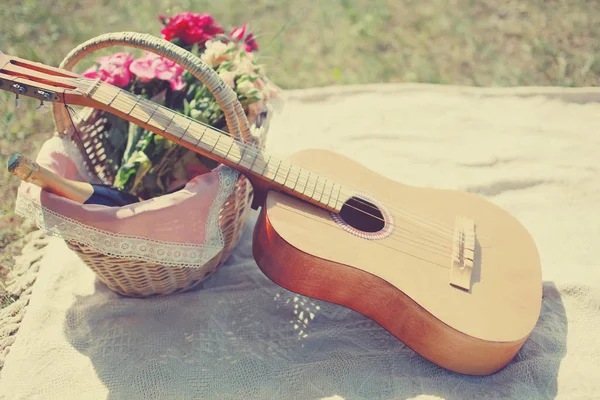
{"left": 49, "top": 32, "right": 270, "bottom": 298}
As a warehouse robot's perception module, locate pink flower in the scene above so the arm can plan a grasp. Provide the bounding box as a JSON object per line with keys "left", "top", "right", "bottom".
{"left": 161, "top": 12, "right": 224, "bottom": 45}
{"left": 230, "top": 23, "right": 259, "bottom": 52}
{"left": 83, "top": 52, "right": 134, "bottom": 87}
{"left": 129, "top": 52, "right": 185, "bottom": 91}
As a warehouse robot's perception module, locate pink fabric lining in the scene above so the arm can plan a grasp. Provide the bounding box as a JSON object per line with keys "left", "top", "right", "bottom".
{"left": 19, "top": 137, "right": 222, "bottom": 245}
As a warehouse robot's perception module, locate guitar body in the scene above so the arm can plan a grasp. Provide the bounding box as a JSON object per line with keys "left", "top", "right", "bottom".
{"left": 252, "top": 149, "right": 542, "bottom": 376}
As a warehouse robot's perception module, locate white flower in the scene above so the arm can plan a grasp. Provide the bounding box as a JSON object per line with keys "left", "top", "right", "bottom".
{"left": 201, "top": 40, "right": 236, "bottom": 68}
{"left": 233, "top": 57, "right": 258, "bottom": 76}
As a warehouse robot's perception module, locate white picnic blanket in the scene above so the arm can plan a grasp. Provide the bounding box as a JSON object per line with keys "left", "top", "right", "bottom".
{"left": 1, "top": 84, "right": 599, "bottom": 400}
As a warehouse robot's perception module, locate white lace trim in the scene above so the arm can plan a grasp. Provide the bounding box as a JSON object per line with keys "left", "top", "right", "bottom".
{"left": 14, "top": 166, "right": 241, "bottom": 268}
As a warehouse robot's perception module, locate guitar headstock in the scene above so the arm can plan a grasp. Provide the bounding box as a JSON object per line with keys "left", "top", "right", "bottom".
{"left": 0, "top": 52, "right": 93, "bottom": 107}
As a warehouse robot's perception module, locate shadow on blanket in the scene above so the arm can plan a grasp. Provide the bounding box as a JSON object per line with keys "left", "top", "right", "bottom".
{"left": 62, "top": 226, "right": 567, "bottom": 400}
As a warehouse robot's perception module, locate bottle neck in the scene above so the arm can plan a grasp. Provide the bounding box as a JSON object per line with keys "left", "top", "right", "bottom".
{"left": 8, "top": 154, "right": 93, "bottom": 203}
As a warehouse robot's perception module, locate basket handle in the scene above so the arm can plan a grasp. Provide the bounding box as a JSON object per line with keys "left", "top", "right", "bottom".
{"left": 51, "top": 32, "right": 253, "bottom": 144}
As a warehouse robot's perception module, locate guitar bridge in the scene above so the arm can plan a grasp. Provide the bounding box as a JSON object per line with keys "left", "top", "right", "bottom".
{"left": 449, "top": 216, "right": 476, "bottom": 291}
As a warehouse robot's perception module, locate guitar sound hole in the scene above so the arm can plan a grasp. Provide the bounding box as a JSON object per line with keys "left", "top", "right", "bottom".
{"left": 339, "top": 197, "right": 386, "bottom": 233}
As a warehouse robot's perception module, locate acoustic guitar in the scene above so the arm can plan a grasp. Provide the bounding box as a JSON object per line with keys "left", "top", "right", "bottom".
{"left": 0, "top": 52, "right": 542, "bottom": 376}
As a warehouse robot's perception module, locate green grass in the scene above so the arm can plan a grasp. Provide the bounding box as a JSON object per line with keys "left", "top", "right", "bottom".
{"left": 0, "top": 0, "right": 599, "bottom": 291}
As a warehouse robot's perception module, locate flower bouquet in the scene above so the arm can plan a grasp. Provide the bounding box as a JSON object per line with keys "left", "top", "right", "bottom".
{"left": 81, "top": 12, "right": 281, "bottom": 200}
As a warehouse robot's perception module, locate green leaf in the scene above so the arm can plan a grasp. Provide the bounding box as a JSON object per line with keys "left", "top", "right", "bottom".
{"left": 219, "top": 61, "right": 232, "bottom": 70}
{"left": 190, "top": 109, "right": 206, "bottom": 122}
{"left": 127, "top": 151, "right": 153, "bottom": 193}
{"left": 121, "top": 123, "right": 144, "bottom": 165}
{"left": 134, "top": 130, "right": 154, "bottom": 152}
{"left": 224, "top": 45, "right": 238, "bottom": 55}
{"left": 152, "top": 135, "right": 168, "bottom": 158}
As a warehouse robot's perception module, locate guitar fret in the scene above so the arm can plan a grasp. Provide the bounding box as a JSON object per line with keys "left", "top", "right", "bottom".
{"left": 111, "top": 91, "right": 138, "bottom": 114}
{"left": 292, "top": 168, "right": 302, "bottom": 191}
{"left": 166, "top": 114, "right": 192, "bottom": 139}
{"left": 127, "top": 95, "right": 142, "bottom": 116}
{"left": 261, "top": 156, "right": 272, "bottom": 177}
{"left": 248, "top": 149, "right": 259, "bottom": 171}
{"left": 180, "top": 120, "right": 192, "bottom": 141}
{"left": 162, "top": 112, "right": 176, "bottom": 133}
{"left": 144, "top": 104, "right": 159, "bottom": 124}
{"left": 326, "top": 182, "right": 336, "bottom": 208}
{"left": 210, "top": 134, "right": 221, "bottom": 153}
{"left": 318, "top": 179, "right": 328, "bottom": 202}
{"left": 272, "top": 161, "right": 283, "bottom": 182}
{"left": 224, "top": 141, "right": 235, "bottom": 159}
{"left": 237, "top": 143, "right": 247, "bottom": 165}
{"left": 193, "top": 125, "right": 208, "bottom": 146}
{"left": 242, "top": 145, "right": 256, "bottom": 167}
{"left": 301, "top": 173, "right": 311, "bottom": 195}
{"left": 282, "top": 165, "right": 292, "bottom": 186}
{"left": 150, "top": 106, "right": 175, "bottom": 131}
{"left": 130, "top": 100, "right": 157, "bottom": 123}
{"left": 311, "top": 176, "right": 319, "bottom": 198}
{"left": 93, "top": 84, "right": 120, "bottom": 104}
{"left": 104, "top": 88, "right": 120, "bottom": 107}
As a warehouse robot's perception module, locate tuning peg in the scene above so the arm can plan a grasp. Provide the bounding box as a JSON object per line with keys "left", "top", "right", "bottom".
{"left": 12, "top": 84, "right": 26, "bottom": 109}
{"left": 36, "top": 90, "right": 52, "bottom": 101}
{"left": 35, "top": 100, "right": 49, "bottom": 114}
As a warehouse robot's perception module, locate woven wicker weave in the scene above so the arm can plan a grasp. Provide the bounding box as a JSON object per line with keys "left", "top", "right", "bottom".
{"left": 49, "top": 32, "right": 269, "bottom": 297}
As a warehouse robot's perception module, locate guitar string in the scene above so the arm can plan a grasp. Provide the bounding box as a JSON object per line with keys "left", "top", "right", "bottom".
{"left": 84, "top": 89, "right": 478, "bottom": 253}
{"left": 62, "top": 113, "right": 463, "bottom": 262}
{"left": 62, "top": 108, "right": 459, "bottom": 264}
{"left": 0, "top": 69, "right": 459, "bottom": 245}
{"left": 63, "top": 104, "right": 457, "bottom": 261}
{"left": 87, "top": 88, "right": 481, "bottom": 247}
{"left": 54, "top": 88, "right": 478, "bottom": 261}
{"left": 67, "top": 102, "right": 463, "bottom": 255}
{"left": 84, "top": 89, "right": 466, "bottom": 244}
{"left": 88, "top": 87, "right": 464, "bottom": 238}
{"left": 83, "top": 86, "right": 459, "bottom": 234}
{"left": 269, "top": 204, "right": 454, "bottom": 270}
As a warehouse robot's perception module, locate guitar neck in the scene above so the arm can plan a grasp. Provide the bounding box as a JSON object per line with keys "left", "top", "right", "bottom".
{"left": 88, "top": 82, "right": 344, "bottom": 213}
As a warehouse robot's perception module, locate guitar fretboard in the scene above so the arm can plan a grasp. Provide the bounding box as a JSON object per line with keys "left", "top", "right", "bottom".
{"left": 88, "top": 82, "right": 345, "bottom": 212}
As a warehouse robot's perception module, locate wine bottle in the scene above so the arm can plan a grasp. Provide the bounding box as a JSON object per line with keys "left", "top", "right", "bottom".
{"left": 7, "top": 153, "right": 141, "bottom": 206}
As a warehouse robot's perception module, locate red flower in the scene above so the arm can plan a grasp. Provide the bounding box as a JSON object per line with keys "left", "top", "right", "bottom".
{"left": 230, "top": 23, "right": 259, "bottom": 52}
{"left": 161, "top": 12, "right": 224, "bottom": 45}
